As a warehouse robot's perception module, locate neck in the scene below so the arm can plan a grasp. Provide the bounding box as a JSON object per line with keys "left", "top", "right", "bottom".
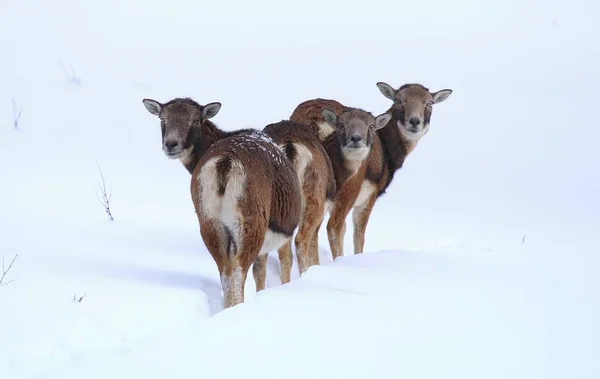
{"left": 323, "top": 133, "right": 358, "bottom": 189}
{"left": 376, "top": 109, "right": 415, "bottom": 180}
{"left": 180, "top": 120, "right": 227, "bottom": 175}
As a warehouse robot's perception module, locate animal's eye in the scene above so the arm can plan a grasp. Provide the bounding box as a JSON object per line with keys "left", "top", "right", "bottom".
{"left": 369, "top": 124, "right": 375, "bottom": 130}
{"left": 394, "top": 99, "right": 401, "bottom": 104}
{"left": 193, "top": 118, "right": 201, "bottom": 124}
{"left": 426, "top": 101, "right": 433, "bottom": 107}
{"left": 337, "top": 123, "right": 344, "bottom": 129}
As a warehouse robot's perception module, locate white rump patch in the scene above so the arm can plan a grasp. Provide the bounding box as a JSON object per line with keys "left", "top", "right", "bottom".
{"left": 317, "top": 121, "right": 335, "bottom": 140}
{"left": 259, "top": 229, "right": 291, "bottom": 256}
{"left": 353, "top": 180, "right": 376, "bottom": 208}
{"left": 292, "top": 142, "right": 313, "bottom": 187}
{"left": 197, "top": 156, "right": 247, "bottom": 251}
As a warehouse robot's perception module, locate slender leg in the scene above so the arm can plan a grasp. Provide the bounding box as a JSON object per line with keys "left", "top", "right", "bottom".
{"left": 310, "top": 219, "right": 323, "bottom": 266}
{"left": 252, "top": 254, "right": 268, "bottom": 292}
{"left": 352, "top": 193, "right": 377, "bottom": 254}
{"left": 277, "top": 240, "right": 293, "bottom": 284}
{"left": 295, "top": 198, "right": 325, "bottom": 274}
{"left": 326, "top": 198, "right": 353, "bottom": 260}
{"left": 220, "top": 261, "right": 248, "bottom": 308}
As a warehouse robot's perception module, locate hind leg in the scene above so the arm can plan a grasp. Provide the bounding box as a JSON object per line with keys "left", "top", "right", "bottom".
{"left": 277, "top": 240, "right": 293, "bottom": 284}
{"left": 253, "top": 254, "right": 268, "bottom": 292}
{"left": 309, "top": 219, "right": 323, "bottom": 266}
{"left": 296, "top": 193, "right": 326, "bottom": 273}
{"left": 200, "top": 220, "right": 238, "bottom": 308}
{"left": 220, "top": 260, "right": 249, "bottom": 308}
{"left": 296, "top": 212, "right": 324, "bottom": 275}
{"left": 200, "top": 220, "right": 248, "bottom": 308}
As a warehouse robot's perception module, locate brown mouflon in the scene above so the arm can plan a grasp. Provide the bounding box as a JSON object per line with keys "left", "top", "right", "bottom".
{"left": 291, "top": 101, "right": 391, "bottom": 259}
{"left": 142, "top": 97, "right": 301, "bottom": 308}
{"left": 262, "top": 120, "right": 336, "bottom": 275}
{"left": 290, "top": 82, "right": 452, "bottom": 256}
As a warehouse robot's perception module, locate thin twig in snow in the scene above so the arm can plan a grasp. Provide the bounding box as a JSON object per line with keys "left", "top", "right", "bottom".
{"left": 59, "top": 59, "right": 82, "bottom": 85}
{"left": 73, "top": 293, "right": 87, "bottom": 302}
{"left": 329, "top": 287, "right": 367, "bottom": 296}
{"left": 94, "top": 160, "right": 114, "bottom": 221}
{"left": 0, "top": 254, "right": 18, "bottom": 286}
{"left": 12, "top": 98, "right": 23, "bottom": 130}
{"left": 522, "top": 234, "right": 527, "bottom": 244}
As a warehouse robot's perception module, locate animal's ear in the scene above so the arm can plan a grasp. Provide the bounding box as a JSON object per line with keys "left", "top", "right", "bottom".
{"left": 202, "top": 102, "right": 222, "bottom": 119}
{"left": 322, "top": 108, "right": 337, "bottom": 125}
{"left": 142, "top": 98, "right": 162, "bottom": 116}
{"left": 374, "top": 113, "right": 392, "bottom": 130}
{"left": 376, "top": 82, "right": 397, "bottom": 101}
{"left": 432, "top": 89, "right": 453, "bottom": 104}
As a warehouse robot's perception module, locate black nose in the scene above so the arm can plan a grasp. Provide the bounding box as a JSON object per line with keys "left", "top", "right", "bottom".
{"left": 165, "top": 140, "right": 179, "bottom": 150}
{"left": 409, "top": 117, "right": 420, "bottom": 126}
{"left": 350, "top": 134, "right": 363, "bottom": 143}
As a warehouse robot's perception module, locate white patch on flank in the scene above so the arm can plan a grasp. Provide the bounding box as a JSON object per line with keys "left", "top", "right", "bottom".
{"left": 292, "top": 142, "right": 313, "bottom": 188}
{"left": 197, "top": 156, "right": 247, "bottom": 251}
{"left": 324, "top": 199, "right": 334, "bottom": 217}
{"left": 317, "top": 121, "right": 335, "bottom": 140}
{"left": 220, "top": 265, "right": 244, "bottom": 305}
{"left": 259, "top": 229, "right": 290, "bottom": 256}
{"left": 353, "top": 180, "right": 376, "bottom": 208}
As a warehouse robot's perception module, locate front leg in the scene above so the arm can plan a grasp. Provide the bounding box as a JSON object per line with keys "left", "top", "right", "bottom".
{"left": 352, "top": 192, "right": 377, "bottom": 254}
{"left": 326, "top": 197, "right": 353, "bottom": 260}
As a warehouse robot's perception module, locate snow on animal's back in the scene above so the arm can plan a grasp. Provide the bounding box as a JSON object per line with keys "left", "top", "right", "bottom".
{"left": 203, "top": 129, "right": 289, "bottom": 173}
{"left": 194, "top": 128, "right": 301, "bottom": 230}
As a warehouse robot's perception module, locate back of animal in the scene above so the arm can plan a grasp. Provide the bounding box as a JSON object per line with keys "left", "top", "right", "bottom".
{"left": 290, "top": 98, "right": 345, "bottom": 141}
{"left": 263, "top": 120, "right": 336, "bottom": 202}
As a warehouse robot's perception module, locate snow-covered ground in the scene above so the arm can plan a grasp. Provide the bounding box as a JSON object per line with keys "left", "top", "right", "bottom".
{"left": 1, "top": 0, "right": 599, "bottom": 378}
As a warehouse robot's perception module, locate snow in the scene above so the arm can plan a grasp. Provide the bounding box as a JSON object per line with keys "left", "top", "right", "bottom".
{"left": 1, "top": 0, "right": 599, "bottom": 378}
{"left": 233, "top": 129, "right": 287, "bottom": 166}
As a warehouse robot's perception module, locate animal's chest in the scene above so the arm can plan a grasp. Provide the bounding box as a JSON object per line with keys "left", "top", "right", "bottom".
{"left": 353, "top": 180, "right": 376, "bottom": 208}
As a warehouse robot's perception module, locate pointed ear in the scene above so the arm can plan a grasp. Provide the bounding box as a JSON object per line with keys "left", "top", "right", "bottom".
{"left": 374, "top": 113, "right": 392, "bottom": 130}
{"left": 142, "top": 98, "right": 162, "bottom": 116}
{"left": 202, "top": 102, "right": 222, "bottom": 119}
{"left": 432, "top": 89, "right": 452, "bottom": 104}
{"left": 376, "top": 82, "right": 397, "bottom": 101}
{"left": 322, "top": 108, "right": 337, "bottom": 125}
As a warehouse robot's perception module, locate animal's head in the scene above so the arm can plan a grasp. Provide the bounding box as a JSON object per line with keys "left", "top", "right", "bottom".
{"left": 376, "top": 82, "right": 452, "bottom": 141}
{"left": 322, "top": 107, "right": 391, "bottom": 161}
{"left": 142, "top": 98, "right": 221, "bottom": 159}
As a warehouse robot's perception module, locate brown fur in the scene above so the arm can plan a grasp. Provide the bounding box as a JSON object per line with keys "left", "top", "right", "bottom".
{"left": 263, "top": 120, "right": 336, "bottom": 274}
{"left": 290, "top": 98, "right": 345, "bottom": 140}
{"left": 290, "top": 99, "right": 390, "bottom": 259}
{"left": 290, "top": 83, "right": 452, "bottom": 256}
{"left": 142, "top": 97, "right": 301, "bottom": 308}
